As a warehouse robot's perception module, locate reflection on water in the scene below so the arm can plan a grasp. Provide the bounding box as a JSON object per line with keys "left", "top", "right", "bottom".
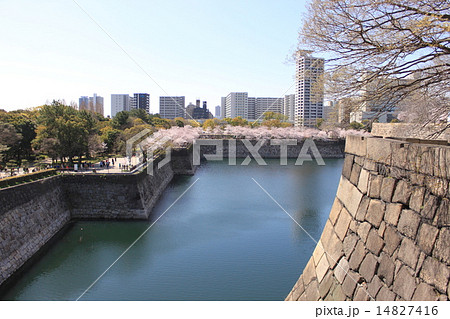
{"left": 1, "top": 158, "right": 343, "bottom": 300}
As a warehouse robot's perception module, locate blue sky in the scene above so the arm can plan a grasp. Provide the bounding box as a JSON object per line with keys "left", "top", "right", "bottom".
{"left": 0, "top": 0, "right": 308, "bottom": 116}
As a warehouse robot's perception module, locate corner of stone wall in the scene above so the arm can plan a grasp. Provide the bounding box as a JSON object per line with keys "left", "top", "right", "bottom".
{"left": 287, "top": 137, "right": 450, "bottom": 301}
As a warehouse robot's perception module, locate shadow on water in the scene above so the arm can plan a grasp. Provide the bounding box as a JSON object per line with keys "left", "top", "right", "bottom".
{"left": 1, "top": 158, "right": 343, "bottom": 301}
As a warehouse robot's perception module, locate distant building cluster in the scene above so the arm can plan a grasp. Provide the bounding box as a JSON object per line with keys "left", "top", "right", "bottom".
{"left": 158, "top": 97, "right": 213, "bottom": 120}
{"left": 220, "top": 93, "right": 294, "bottom": 122}
{"left": 79, "top": 93, "right": 104, "bottom": 115}
{"left": 110, "top": 93, "right": 150, "bottom": 117}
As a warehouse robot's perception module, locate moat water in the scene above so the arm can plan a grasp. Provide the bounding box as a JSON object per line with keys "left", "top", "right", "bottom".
{"left": 1, "top": 159, "right": 343, "bottom": 300}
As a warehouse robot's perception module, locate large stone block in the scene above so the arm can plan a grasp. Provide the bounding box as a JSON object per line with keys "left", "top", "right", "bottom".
{"left": 433, "top": 198, "right": 449, "bottom": 227}
{"left": 367, "top": 275, "right": 383, "bottom": 298}
{"left": 398, "top": 237, "right": 420, "bottom": 269}
{"left": 417, "top": 223, "right": 439, "bottom": 255}
{"left": 334, "top": 207, "right": 352, "bottom": 241}
{"left": 433, "top": 227, "right": 450, "bottom": 264}
{"left": 318, "top": 271, "right": 334, "bottom": 299}
{"left": 383, "top": 226, "right": 401, "bottom": 256}
{"left": 345, "top": 135, "right": 367, "bottom": 157}
{"left": 412, "top": 282, "right": 439, "bottom": 301}
{"left": 359, "top": 253, "right": 378, "bottom": 282}
{"left": 342, "top": 155, "right": 354, "bottom": 180}
{"left": 409, "top": 187, "right": 425, "bottom": 212}
{"left": 356, "top": 196, "right": 370, "bottom": 221}
{"left": 392, "top": 179, "right": 412, "bottom": 205}
{"left": 335, "top": 257, "right": 350, "bottom": 284}
{"left": 420, "top": 257, "right": 450, "bottom": 293}
{"left": 376, "top": 286, "right": 396, "bottom": 301}
{"left": 380, "top": 177, "right": 396, "bottom": 202}
{"left": 313, "top": 240, "right": 325, "bottom": 266}
{"left": 336, "top": 176, "right": 363, "bottom": 218}
{"left": 342, "top": 270, "right": 359, "bottom": 297}
{"left": 421, "top": 193, "right": 438, "bottom": 221}
{"left": 366, "top": 229, "right": 384, "bottom": 255}
{"left": 324, "top": 231, "right": 344, "bottom": 269}
{"left": 330, "top": 283, "right": 346, "bottom": 301}
{"left": 302, "top": 258, "right": 317, "bottom": 286}
{"left": 358, "top": 169, "right": 370, "bottom": 194}
{"left": 393, "top": 266, "right": 417, "bottom": 300}
{"left": 384, "top": 203, "right": 402, "bottom": 226}
{"left": 425, "top": 176, "right": 448, "bottom": 198}
{"left": 357, "top": 222, "right": 371, "bottom": 243}
{"left": 304, "top": 279, "right": 320, "bottom": 301}
{"left": 366, "top": 138, "right": 393, "bottom": 165}
{"left": 377, "top": 252, "right": 395, "bottom": 286}
{"left": 343, "top": 233, "right": 359, "bottom": 257}
{"left": 368, "top": 174, "right": 383, "bottom": 199}
{"left": 316, "top": 254, "right": 330, "bottom": 283}
{"left": 329, "top": 198, "right": 343, "bottom": 225}
{"left": 350, "top": 163, "right": 362, "bottom": 186}
{"left": 354, "top": 286, "right": 371, "bottom": 301}
{"left": 397, "top": 209, "right": 421, "bottom": 239}
{"left": 349, "top": 241, "right": 366, "bottom": 271}
{"left": 365, "top": 199, "right": 385, "bottom": 228}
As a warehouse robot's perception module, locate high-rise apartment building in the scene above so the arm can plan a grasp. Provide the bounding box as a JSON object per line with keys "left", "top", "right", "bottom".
{"left": 159, "top": 96, "right": 185, "bottom": 119}
{"left": 111, "top": 94, "right": 130, "bottom": 117}
{"left": 284, "top": 94, "right": 295, "bottom": 122}
{"left": 223, "top": 92, "right": 248, "bottom": 119}
{"left": 79, "top": 96, "right": 89, "bottom": 111}
{"left": 79, "top": 93, "right": 104, "bottom": 115}
{"left": 295, "top": 53, "right": 324, "bottom": 126}
{"left": 215, "top": 105, "right": 221, "bottom": 119}
{"left": 131, "top": 93, "right": 150, "bottom": 113}
{"left": 221, "top": 93, "right": 287, "bottom": 121}
{"left": 255, "top": 97, "right": 284, "bottom": 120}
{"left": 247, "top": 97, "right": 256, "bottom": 121}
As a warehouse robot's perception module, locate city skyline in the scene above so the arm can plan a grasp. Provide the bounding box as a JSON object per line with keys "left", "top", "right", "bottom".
{"left": 0, "top": 0, "right": 308, "bottom": 116}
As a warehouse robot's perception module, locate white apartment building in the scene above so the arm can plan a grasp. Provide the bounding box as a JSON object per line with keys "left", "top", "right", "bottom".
{"left": 295, "top": 53, "right": 324, "bottom": 126}
{"left": 111, "top": 94, "right": 130, "bottom": 117}
{"left": 255, "top": 97, "right": 284, "bottom": 120}
{"left": 224, "top": 92, "right": 248, "bottom": 119}
{"left": 159, "top": 96, "right": 185, "bottom": 119}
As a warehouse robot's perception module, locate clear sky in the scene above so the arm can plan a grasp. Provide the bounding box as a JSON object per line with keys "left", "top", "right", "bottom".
{"left": 0, "top": 0, "right": 308, "bottom": 116}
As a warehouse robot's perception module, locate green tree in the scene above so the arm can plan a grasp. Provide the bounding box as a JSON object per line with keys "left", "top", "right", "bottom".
{"left": 0, "top": 110, "right": 37, "bottom": 165}
{"left": 230, "top": 116, "right": 248, "bottom": 127}
{"left": 0, "top": 122, "right": 21, "bottom": 164}
{"left": 112, "top": 111, "right": 130, "bottom": 129}
{"left": 34, "top": 101, "right": 91, "bottom": 165}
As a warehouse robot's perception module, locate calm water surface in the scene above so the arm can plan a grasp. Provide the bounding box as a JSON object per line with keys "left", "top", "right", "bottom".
{"left": 1, "top": 159, "right": 343, "bottom": 300}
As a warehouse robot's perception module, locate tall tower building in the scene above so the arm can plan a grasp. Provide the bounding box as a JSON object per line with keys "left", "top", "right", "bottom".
{"left": 215, "top": 105, "right": 221, "bottom": 118}
{"left": 284, "top": 94, "right": 295, "bottom": 122}
{"left": 79, "top": 94, "right": 103, "bottom": 115}
{"left": 159, "top": 96, "right": 185, "bottom": 119}
{"left": 131, "top": 93, "right": 150, "bottom": 113}
{"left": 89, "top": 93, "right": 104, "bottom": 115}
{"left": 79, "top": 96, "right": 89, "bottom": 111}
{"left": 295, "top": 53, "right": 324, "bottom": 126}
{"left": 111, "top": 94, "right": 130, "bottom": 117}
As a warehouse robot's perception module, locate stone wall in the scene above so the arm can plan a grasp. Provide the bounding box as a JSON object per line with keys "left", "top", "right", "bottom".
{"left": 372, "top": 123, "right": 450, "bottom": 142}
{"left": 0, "top": 176, "right": 71, "bottom": 286}
{"left": 286, "top": 136, "right": 450, "bottom": 301}
{"left": 64, "top": 160, "right": 174, "bottom": 220}
{"left": 0, "top": 153, "right": 181, "bottom": 287}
